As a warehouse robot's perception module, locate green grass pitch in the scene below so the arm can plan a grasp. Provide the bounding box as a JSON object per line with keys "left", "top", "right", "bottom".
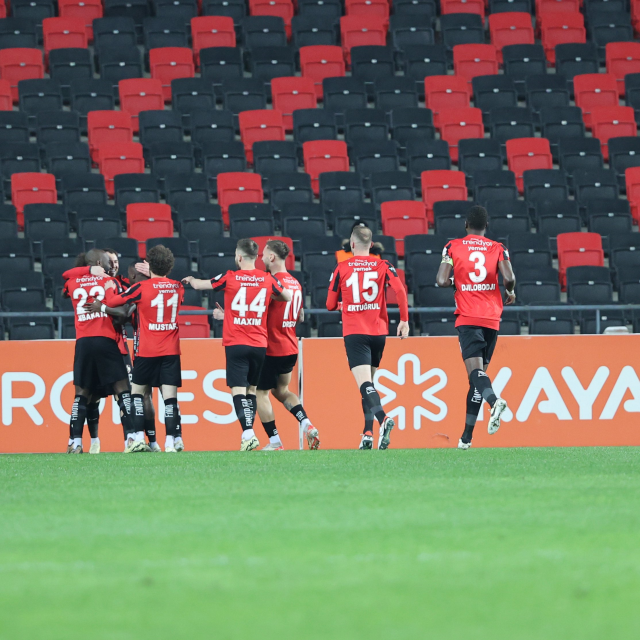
{"left": 1, "top": 448, "right": 639, "bottom": 639}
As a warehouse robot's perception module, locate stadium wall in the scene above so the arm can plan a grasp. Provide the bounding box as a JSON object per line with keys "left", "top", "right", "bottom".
{"left": 1, "top": 335, "right": 639, "bottom": 453}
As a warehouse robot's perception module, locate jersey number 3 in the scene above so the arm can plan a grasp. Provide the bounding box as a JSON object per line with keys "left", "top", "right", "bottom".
{"left": 468, "top": 251, "right": 487, "bottom": 283}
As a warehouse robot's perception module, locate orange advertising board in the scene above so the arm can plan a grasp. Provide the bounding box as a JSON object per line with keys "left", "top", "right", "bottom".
{"left": 1, "top": 335, "right": 639, "bottom": 453}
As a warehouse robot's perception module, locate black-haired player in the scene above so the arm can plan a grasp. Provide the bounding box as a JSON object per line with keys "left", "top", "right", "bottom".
{"left": 436, "top": 205, "right": 516, "bottom": 449}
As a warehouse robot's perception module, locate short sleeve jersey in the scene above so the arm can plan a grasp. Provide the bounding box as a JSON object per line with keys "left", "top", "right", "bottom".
{"left": 329, "top": 256, "right": 398, "bottom": 336}
{"left": 105, "top": 278, "right": 184, "bottom": 357}
{"left": 266, "top": 271, "right": 302, "bottom": 357}
{"left": 442, "top": 235, "right": 510, "bottom": 331}
{"left": 211, "top": 269, "right": 285, "bottom": 348}
{"left": 63, "top": 273, "right": 119, "bottom": 341}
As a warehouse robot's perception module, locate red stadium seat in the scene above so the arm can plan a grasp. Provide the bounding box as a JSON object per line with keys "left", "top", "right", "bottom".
{"left": 606, "top": 42, "right": 640, "bottom": 96}
{"left": 453, "top": 44, "right": 499, "bottom": 83}
{"left": 98, "top": 141, "right": 145, "bottom": 197}
{"left": 178, "top": 306, "right": 210, "bottom": 338}
{"left": 489, "top": 13, "right": 535, "bottom": 61}
{"left": 118, "top": 79, "right": 164, "bottom": 132}
{"left": 0, "top": 78, "right": 12, "bottom": 110}
{"left": 421, "top": 170, "right": 468, "bottom": 226}
{"left": 381, "top": 201, "right": 428, "bottom": 257}
{"left": 625, "top": 166, "right": 640, "bottom": 224}
{"left": 345, "top": 0, "right": 390, "bottom": 20}
{"left": 250, "top": 0, "right": 295, "bottom": 37}
{"left": 540, "top": 12, "right": 586, "bottom": 64}
{"left": 238, "top": 109, "right": 286, "bottom": 163}
{"left": 271, "top": 76, "right": 317, "bottom": 131}
{"left": 11, "top": 173, "right": 57, "bottom": 228}
{"left": 299, "top": 45, "right": 346, "bottom": 99}
{"left": 536, "top": 0, "right": 581, "bottom": 18}
{"left": 424, "top": 75, "right": 471, "bottom": 114}
{"left": 340, "top": 15, "right": 388, "bottom": 64}
{"left": 557, "top": 232, "right": 604, "bottom": 290}
{"left": 127, "top": 203, "right": 173, "bottom": 257}
{"left": 385, "top": 267, "right": 407, "bottom": 307}
{"left": 0, "top": 0, "right": 5, "bottom": 18}
{"left": 506, "top": 137, "right": 553, "bottom": 193}
{"left": 302, "top": 140, "right": 350, "bottom": 195}
{"left": 590, "top": 106, "right": 637, "bottom": 161}
{"left": 217, "top": 172, "right": 264, "bottom": 225}
{"left": 435, "top": 106, "right": 484, "bottom": 162}
{"left": 191, "top": 16, "right": 236, "bottom": 66}
{"left": 441, "top": 0, "right": 485, "bottom": 19}
{"left": 573, "top": 73, "right": 619, "bottom": 129}
{"left": 252, "top": 235, "right": 295, "bottom": 270}
{"left": 42, "top": 17, "right": 88, "bottom": 60}
{"left": 87, "top": 111, "right": 134, "bottom": 163}
{"left": 58, "top": 0, "right": 103, "bottom": 40}
{"left": 149, "top": 47, "right": 195, "bottom": 101}
{"left": 0, "top": 48, "right": 44, "bottom": 102}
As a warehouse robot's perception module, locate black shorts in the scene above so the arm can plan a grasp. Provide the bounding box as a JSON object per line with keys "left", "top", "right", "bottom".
{"left": 343, "top": 334, "right": 386, "bottom": 369}
{"left": 457, "top": 325, "right": 499, "bottom": 364}
{"left": 73, "top": 336, "right": 129, "bottom": 391}
{"left": 257, "top": 354, "right": 298, "bottom": 391}
{"left": 225, "top": 345, "right": 267, "bottom": 388}
{"left": 132, "top": 354, "right": 182, "bottom": 388}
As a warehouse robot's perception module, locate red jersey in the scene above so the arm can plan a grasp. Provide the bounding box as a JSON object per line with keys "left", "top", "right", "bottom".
{"left": 442, "top": 235, "right": 510, "bottom": 331}
{"left": 63, "top": 270, "right": 119, "bottom": 341}
{"left": 105, "top": 277, "right": 184, "bottom": 357}
{"left": 266, "top": 271, "right": 302, "bottom": 357}
{"left": 326, "top": 256, "right": 409, "bottom": 336}
{"left": 211, "top": 269, "right": 285, "bottom": 348}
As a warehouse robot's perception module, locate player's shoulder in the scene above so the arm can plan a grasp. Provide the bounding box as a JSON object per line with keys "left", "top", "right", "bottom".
{"left": 277, "top": 270, "right": 301, "bottom": 287}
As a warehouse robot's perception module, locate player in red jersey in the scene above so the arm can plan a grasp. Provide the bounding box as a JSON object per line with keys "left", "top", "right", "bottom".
{"left": 62, "top": 249, "right": 136, "bottom": 454}
{"left": 104, "top": 245, "right": 186, "bottom": 453}
{"left": 326, "top": 224, "right": 410, "bottom": 450}
{"left": 213, "top": 240, "right": 320, "bottom": 451}
{"left": 183, "top": 238, "right": 292, "bottom": 452}
{"left": 436, "top": 205, "right": 516, "bottom": 450}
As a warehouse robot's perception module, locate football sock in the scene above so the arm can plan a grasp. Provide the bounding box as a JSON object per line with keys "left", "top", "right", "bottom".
{"left": 164, "top": 398, "right": 181, "bottom": 438}
{"left": 165, "top": 435, "right": 175, "bottom": 449}
{"left": 90, "top": 437, "right": 99, "bottom": 445}
{"left": 462, "top": 384, "right": 482, "bottom": 444}
{"left": 269, "top": 435, "right": 281, "bottom": 445}
{"left": 73, "top": 437, "right": 82, "bottom": 448}
{"left": 116, "top": 396, "right": 128, "bottom": 438}
{"left": 359, "top": 382, "right": 386, "bottom": 426}
{"left": 289, "top": 404, "right": 308, "bottom": 423}
{"left": 362, "top": 398, "right": 374, "bottom": 434}
{"left": 86, "top": 401, "right": 100, "bottom": 439}
{"left": 246, "top": 393, "right": 257, "bottom": 427}
{"left": 469, "top": 369, "right": 497, "bottom": 408}
{"left": 144, "top": 418, "right": 157, "bottom": 443}
{"left": 242, "top": 429, "right": 256, "bottom": 441}
{"left": 70, "top": 395, "right": 88, "bottom": 439}
{"left": 233, "top": 394, "right": 254, "bottom": 431}
{"left": 262, "top": 420, "right": 278, "bottom": 439}
{"left": 130, "top": 393, "right": 145, "bottom": 436}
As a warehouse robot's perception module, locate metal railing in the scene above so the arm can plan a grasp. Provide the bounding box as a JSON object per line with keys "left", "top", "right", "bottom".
{"left": 1, "top": 304, "right": 639, "bottom": 336}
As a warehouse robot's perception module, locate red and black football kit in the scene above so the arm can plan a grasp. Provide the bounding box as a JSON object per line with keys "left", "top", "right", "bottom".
{"left": 442, "top": 235, "right": 510, "bottom": 364}
{"left": 257, "top": 271, "right": 303, "bottom": 391}
{"left": 326, "top": 256, "right": 409, "bottom": 369}
{"left": 105, "top": 277, "right": 184, "bottom": 387}
{"left": 211, "top": 269, "right": 285, "bottom": 388}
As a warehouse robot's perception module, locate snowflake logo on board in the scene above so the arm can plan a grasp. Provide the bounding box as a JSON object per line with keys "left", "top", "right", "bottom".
{"left": 374, "top": 354, "right": 448, "bottom": 430}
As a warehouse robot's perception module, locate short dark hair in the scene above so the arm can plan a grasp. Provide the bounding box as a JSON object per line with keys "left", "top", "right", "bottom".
{"left": 75, "top": 252, "right": 87, "bottom": 267}
{"left": 237, "top": 238, "right": 259, "bottom": 259}
{"left": 466, "top": 205, "right": 489, "bottom": 231}
{"left": 103, "top": 248, "right": 118, "bottom": 256}
{"left": 146, "top": 244, "right": 174, "bottom": 277}
{"left": 84, "top": 248, "right": 105, "bottom": 266}
{"left": 265, "top": 239, "right": 289, "bottom": 260}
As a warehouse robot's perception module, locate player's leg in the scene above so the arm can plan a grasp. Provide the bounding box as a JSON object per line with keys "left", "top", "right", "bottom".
{"left": 117, "top": 378, "right": 146, "bottom": 452}
{"left": 69, "top": 338, "right": 92, "bottom": 453}
{"left": 227, "top": 346, "right": 261, "bottom": 451}
{"left": 143, "top": 391, "right": 161, "bottom": 452}
{"left": 86, "top": 393, "right": 101, "bottom": 454}
{"left": 160, "top": 384, "right": 182, "bottom": 453}
{"left": 256, "top": 389, "right": 283, "bottom": 450}
{"left": 458, "top": 383, "right": 482, "bottom": 450}
{"left": 70, "top": 386, "right": 92, "bottom": 453}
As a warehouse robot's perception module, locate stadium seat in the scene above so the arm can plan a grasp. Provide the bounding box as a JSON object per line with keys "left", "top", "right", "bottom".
{"left": 389, "top": 108, "right": 435, "bottom": 151}
{"left": 566, "top": 266, "right": 613, "bottom": 305}
{"left": 344, "top": 108, "right": 388, "bottom": 146}
{"left": 216, "top": 172, "right": 264, "bottom": 225}
{"left": 126, "top": 203, "right": 173, "bottom": 258}
{"left": 506, "top": 137, "right": 553, "bottom": 192}
{"left": 299, "top": 45, "right": 345, "bottom": 99}
{"left": 49, "top": 48, "right": 93, "bottom": 99}
{"left": 574, "top": 169, "right": 620, "bottom": 214}
{"left": 45, "top": 141, "right": 92, "bottom": 177}
{"left": 606, "top": 42, "right": 640, "bottom": 96}
{"left": 298, "top": 0, "right": 342, "bottom": 22}
{"left": 69, "top": 79, "right": 115, "bottom": 121}
{"left": 24, "top": 203, "right": 69, "bottom": 242}
{"left": 557, "top": 231, "right": 604, "bottom": 289}
{"left": 200, "top": 47, "right": 243, "bottom": 84}
{"left": 421, "top": 170, "right": 468, "bottom": 226}
{"left": 472, "top": 75, "right": 519, "bottom": 120}
{"left": 118, "top": 78, "right": 164, "bottom": 132}
{"left": 61, "top": 173, "right": 107, "bottom": 220}
{"left": 557, "top": 137, "right": 604, "bottom": 179}
{"left": 249, "top": 45, "right": 296, "bottom": 83}
{"left": 200, "top": 141, "right": 247, "bottom": 190}
{"left": 473, "top": 170, "right": 518, "bottom": 203}
{"left": 76, "top": 204, "right": 120, "bottom": 240}
{"left": 388, "top": 16, "right": 434, "bottom": 50}
{"left": 178, "top": 203, "right": 223, "bottom": 241}
{"left": 586, "top": 199, "right": 633, "bottom": 236}
{"left": 625, "top": 166, "right": 640, "bottom": 223}
{"left": 191, "top": 16, "right": 236, "bottom": 66}
{"left": 525, "top": 75, "right": 571, "bottom": 114}
{"left": 280, "top": 202, "right": 326, "bottom": 240}
{"left": 381, "top": 200, "right": 428, "bottom": 257}
{"left": 489, "top": 106, "right": 536, "bottom": 144}
{"left": 555, "top": 42, "right": 599, "bottom": 82}
{"left": 42, "top": 17, "right": 88, "bottom": 60}
{"left": 0, "top": 112, "right": 28, "bottom": 146}
{"left": 589, "top": 106, "right": 637, "bottom": 161}
{"left": 291, "top": 15, "right": 337, "bottom": 49}
{"left": 293, "top": 109, "right": 338, "bottom": 144}
{"left": 190, "top": 110, "right": 235, "bottom": 147}
{"left": 350, "top": 46, "right": 395, "bottom": 84}
{"left": 220, "top": 78, "right": 267, "bottom": 115}
{"left": 138, "top": 110, "right": 184, "bottom": 148}
{"left": 87, "top": 111, "right": 134, "bottom": 163}
{"left": 100, "top": 46, "right": 144, "bottom": 88}
{"left": 0, "top": 48, "right": 44, "bottom": 102}
{"left": 440, "top": 13, "right": 484, "bottom": 50}
{"left": 441, "top": 0, "right": 485, "bottom": 18}
{"left": 590, "top": 14, "right": 633, "bottom": 60}
{"left": 502, "top": 44, "right": 546, "bottom": 96}
{"left": 322, "top": 77, "right": 368, "bottom": 119}
{"left": 253, "top": 140, "right": 298, "bottom": 175}
{"left": 249, "top": 0, "right": 294, "bottom": 36}
{"left": 11, "top": 172, "right": 57, "bottom": 227}
{"left": 143, "top": 17, "right": 189, "bottom": 50}
{"left": 424, "top": 75, "right": 471, "bottom": 113}
{"left": 238, "top": 109, "right": 285, "bottom": 164}
{"left": 409, "top": 138, "right": 451, "bottom": 182}
{"left": 374, "top": 78, "right": 419, "bottom": 114}
{"left": 114, "top": 174, "right": 161, "bottom": 214}
{"left": 489, "top": 12, "right": 535, "bottom": 62}
{"left": 370, "top": 171, "right": 415, "bottom": 212}
{"left": 149, "top": 47, "right": 195, "bottom": 101}
{"left": 339, "top": 15, "right": 388, "bottom": 64}
{"left": 453, "top": 44, "right": 499, "bottom": 83}
{"left": 303, "top": 140, "right": 350, "bottom": 195}
{"left": 523, "top": 169, "right": 569, "bottom": 208}
{"left": 243, "top": 15, "right": 287, "bottom": 50}
{"left": 165, "top": 173, "right": 210, "bottom": 215}
{"left": 18, "top": 78, "right": 63, "bottom": 117}
{"left": 540, "top": 12, "right": 586, "bottom": 64}
{"left": 0, "top": 18, "right": 38, "bottom": 50}
{"left": 507, "top": 232, "right": 552, "bottom": 271}
{"left": 401, "top": 45, "right": 448, "bottom": 94}
{"left": 0, "top": 78, "right": 11, "bottom": 110}
{"left": 435, "top": 106, "right": 484, "bottom": 162}
{"left": 177, "top": 306, "right": 210, "bottom": 338}
{"left": 345, "top": 0, "right": 389, "bottom": 19}
{"left": 271, "top": 77, "right": 317, "bottom": 132}
{"left": 333, "top": 202, "right": 378, "bottom": 237}
{"left": 1, "top": 271, "right": 47, "bottom": 311}
{"left": 573, "top": 73, "right": 619, "bottom": 129}
{"left": 35, "top": 111, "right": 80, "bottom": 147}
{"left": 458, "top": 139, "right": 504, "bottom": 177}
{"left": 1, "top": 143, "right": 40, "bottom": 185}
{"left": 229, "top": 202, "right": 274, "bottom": 237}
{"left": 97, "top": 141, "right": 145, "bottom": 197}
{"left": 540, "top": 107, "right": 586, "bottom": 148}
{"left": 319, "top": 171, "right": 365, "bottom": 220}
{"left": 352, "top": 140, "right": 400, "bottom": 178}
{"left": 266, "top": 172, "right": 314, "bottom": 213}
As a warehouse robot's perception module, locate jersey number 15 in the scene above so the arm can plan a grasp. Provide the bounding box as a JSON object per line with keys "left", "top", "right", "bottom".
{"left": 345, "top": 271, "right": 379, "bottom": 303}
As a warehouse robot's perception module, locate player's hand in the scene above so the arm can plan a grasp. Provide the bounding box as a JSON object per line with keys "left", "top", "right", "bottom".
{"left": 213, "top": 303, "right": 224, "bottom": 321}
{"left": 90, "top": 265, "right": 105, "bottom": 276}
{"left": 504, "top": 290, "right": 516, "bottom": 305}
{"left": 135, "top": 261, "right": 150, "bottom": 277}
{"left": 337, "top": 301, "right": 343, "bottom": 312}
{"left": 104, "top": 279, "right": 115, "bottom": 291}
{"left": 182, "top": 276, "right": 195, "bottom": 288}
{"left": 87, "top": 300, "right": 103, "bottom": 313}
{"left": 397, "top": 320, "right": 410, "bottom": 339}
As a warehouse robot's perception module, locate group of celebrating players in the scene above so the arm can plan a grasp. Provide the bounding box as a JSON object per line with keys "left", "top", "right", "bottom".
{"left": 62, "top": 204, "right": 515, "bottom": 454}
